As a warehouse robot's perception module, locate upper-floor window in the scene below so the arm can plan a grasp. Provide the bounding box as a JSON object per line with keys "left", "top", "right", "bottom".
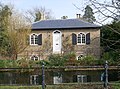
{"left": 30, "top": 34, "right": 38, "bottom": 45}
{"left": 77, "top": 33, "right": 86, "bottom": 44}
{"left": 30, "top": 34, "right": 42, "bottom": 45}
{"left": 30, "top": 75, "right": 40, "bottom": 85}
{"left": 72, "top": 33, "right": 90, "bottom": 45}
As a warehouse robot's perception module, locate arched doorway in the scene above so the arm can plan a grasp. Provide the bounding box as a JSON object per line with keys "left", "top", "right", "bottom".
{"left": 53, "top": 30, "right": 62, "bottom": 53}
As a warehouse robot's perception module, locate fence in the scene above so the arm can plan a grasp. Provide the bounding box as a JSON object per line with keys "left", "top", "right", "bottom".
{"left": 0, "top": 66, "right": 119, "bottom": 86}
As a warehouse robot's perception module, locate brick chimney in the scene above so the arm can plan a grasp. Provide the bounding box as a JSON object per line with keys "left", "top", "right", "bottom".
{"left": 76, "top": 14, "right": 81, "bottom": 19}
{"left": 41, "top": 13, "right": 45, "bottom": 20}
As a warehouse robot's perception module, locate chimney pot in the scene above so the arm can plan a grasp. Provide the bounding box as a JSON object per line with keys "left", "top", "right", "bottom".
{"left": 76, "top": 14, "right": 81, "bottom": 19}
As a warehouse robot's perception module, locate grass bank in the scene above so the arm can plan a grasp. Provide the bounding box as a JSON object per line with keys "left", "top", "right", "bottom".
{"left": 0, "top": 83, "right": 120, "bottom": 89}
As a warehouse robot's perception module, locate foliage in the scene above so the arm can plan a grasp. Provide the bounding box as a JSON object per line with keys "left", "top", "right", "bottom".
{"left": 48, "top": 54, "right": 67, "bottom": 66}
{"left": 16, "top": 58, "right": 36, "bottom": 68}
{"left": 48, "top": 52, "right": 77, "bottom": 66}
{"left": 0, "top": 4, "right": 31, "bottom": 60}
{"left": 101, "top": 51, "right": 119, "bottom": 65}
{"left": 0, "top": 58, "right": 37, "bottom": 68}
{"left": 101, "top": 21, "right": 120, "bottom": 52}
{"left": 101, "top": 21, "right": 120, "bottom": 64}
{"left": 63, "top": 52, "right": 76, "bottom": 60}
{"left": 37, "top": 60, "right": 50, "bottom": 66}
{"left": 0, "top": 60, "right": 16, "bottom": 68}
{"left": 0, "top": 5, "right": 12, "bottom": 31}
{"left": 78, "top": 55, "right": 97, "bottom": 65}
{"left": 6, "top": 13, "right": 31, "bottom": 60}
{"left": 0, "top": 5, "right": 12, "bottom": 58}
{"left": 111, "top": 83, "right": 120, "bottom": 89}
{"left": 83, "top": 5, "right": 96, "bottom": 23}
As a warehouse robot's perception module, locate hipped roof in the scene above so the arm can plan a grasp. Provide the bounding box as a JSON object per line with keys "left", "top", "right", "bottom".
{"left": 32, "top": 19, "right": 101, "bottom": 30}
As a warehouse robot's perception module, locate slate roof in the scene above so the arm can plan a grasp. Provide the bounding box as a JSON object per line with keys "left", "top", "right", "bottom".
{"left": 32, "top": 19, "right": 101, "bottom": 30}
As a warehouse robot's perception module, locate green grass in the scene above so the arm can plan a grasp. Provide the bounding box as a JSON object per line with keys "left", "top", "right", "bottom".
{"left": 0, "top": 83, "right": 120, "bottom": 89}
{"left": 0, "top": 86, "right": 40, "bottom": 89}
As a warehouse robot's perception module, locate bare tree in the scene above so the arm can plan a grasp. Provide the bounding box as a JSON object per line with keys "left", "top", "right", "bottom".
{"left": 6, "top": 12, "right": 31, "bottom": 60}
{"left": 89, "top": 0, "right": 120, "bottom": 22}
{"left": 25, "top": 7, "right": 54, "bottom": 22}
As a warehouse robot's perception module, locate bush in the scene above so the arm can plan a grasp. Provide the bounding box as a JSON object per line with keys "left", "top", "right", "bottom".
{"left": 63, "top": 52, "right": 76, "bottom": 60}
{"left": 0, "top": 60, "right": 17, "bottom": 68}
{"left": 37, "top": 60, "right": 50, "bottom": 66}
{"left": 102, "top": 51, "right": 119, "bottom": 65}
{"left": 48, "top": 54, "right": 67, "bottom": 66}
{"left": 0, "top": 58, "right": 37, "bottom": 68}
{"left": 16, "top": 58, "right": 38, "bottom": 68}
{"left": 78, "top": 55, "right": 97, "bottom": 65}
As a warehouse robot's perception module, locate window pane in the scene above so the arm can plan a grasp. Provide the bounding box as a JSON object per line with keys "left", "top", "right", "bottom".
{"left": 35, "top": 38, "right": 38, "bottom": 44}
{"left": 82, "top": 34, "right": 85, "bottom": 43}
{"left": 30, "top": 34, "right": 38, "bottom": 45}
{"left": 35, "top": 35, "right": 38, "bottom": 44}
{"left": 82, "top": 37, "right": 85, "bottom": 43}
{"left": 78, "top": 34, "right": 81, "bottom": 43}
{"left": 31, "top": 38, "right": 34, "bottom": 44}
{"left": 31, "top": 35, "right": 34, "bottom": 44}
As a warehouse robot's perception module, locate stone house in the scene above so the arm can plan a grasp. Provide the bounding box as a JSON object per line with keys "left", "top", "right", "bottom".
{"left": 18, "top": 18, "right": 101, "bottom": 60}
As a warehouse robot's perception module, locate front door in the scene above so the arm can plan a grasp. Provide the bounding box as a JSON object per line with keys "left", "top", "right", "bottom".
{"left": 53, "top": 30, "right": 61, "bottom": 53}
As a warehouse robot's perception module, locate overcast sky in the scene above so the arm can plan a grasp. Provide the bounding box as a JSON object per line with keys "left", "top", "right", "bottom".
{"left": 0, "top": 0, "right": 89, "bottom": 19}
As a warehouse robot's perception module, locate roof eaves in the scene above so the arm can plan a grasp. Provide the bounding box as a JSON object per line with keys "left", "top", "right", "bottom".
{"left": 32, "top": 26, "right": 101, "bottom": 30}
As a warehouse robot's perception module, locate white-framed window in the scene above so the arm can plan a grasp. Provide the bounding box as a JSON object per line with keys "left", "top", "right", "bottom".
{"left": 77, "top": 75, "right": 87, "bottom": 83}
{"left": 53, "top": 72, "right": 62, "bottom": 84}
{"left": 77, "top": 33, "right": 86, "bottom": 45}
{"left": 30, "top": 55, "right": 39, "bottom": 61}
{"left": 30, "top": 34, "right": 38, "bottom": 45}
{"left": 30, "top": 33, "right": 42, "bottom": 45}
{"left": 72, "top": 32, "right": 90, "bottom": 45}
{"left": 30, "top": 75, "right": 39, "bottom": 85}
{"left": 53, "top": 76, "right": 62, "bottom": 84}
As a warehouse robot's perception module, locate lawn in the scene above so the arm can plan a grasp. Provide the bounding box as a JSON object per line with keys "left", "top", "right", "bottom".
{"left": 0, "top": 83, "right": 120, "bottom": 89}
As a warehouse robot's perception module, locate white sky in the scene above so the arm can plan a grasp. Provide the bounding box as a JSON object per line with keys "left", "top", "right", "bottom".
{"left": 1, "top": 0, "right": 88, "bottom": 19}
{"left": 0, "top": 0, "right": 113, "bottom": 24}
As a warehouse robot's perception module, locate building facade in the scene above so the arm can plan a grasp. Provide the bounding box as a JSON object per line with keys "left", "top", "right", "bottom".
{"left": 18, "top": 19, "right": 101, "bottom": 60}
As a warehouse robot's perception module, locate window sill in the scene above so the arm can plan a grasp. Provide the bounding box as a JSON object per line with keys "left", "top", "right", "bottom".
{"left": 30, "top": 44, "right": 38, "bottom": 46}
{"left": 77, "top": 43, "right": 86, "bottom": 45}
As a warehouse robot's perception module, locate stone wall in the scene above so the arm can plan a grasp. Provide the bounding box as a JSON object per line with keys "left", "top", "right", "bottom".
{"left": 18, "top": 28, "right": 100, "bottom": 60}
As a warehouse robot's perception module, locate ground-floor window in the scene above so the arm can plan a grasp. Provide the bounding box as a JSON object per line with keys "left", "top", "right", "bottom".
{"left": 53, "top": 72, "right": 62, "bottom": 84}
{"left": 73, "top": 74, "right": 90, "bottom": 83}
{"left": 30, "top": 75, "right": 40, "bottom": 85}
{"left": 77, "top": 75, "right": 87, "bottom": 83}
{"left": 53, "top": 76, "right": 62, "bottom": 84}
